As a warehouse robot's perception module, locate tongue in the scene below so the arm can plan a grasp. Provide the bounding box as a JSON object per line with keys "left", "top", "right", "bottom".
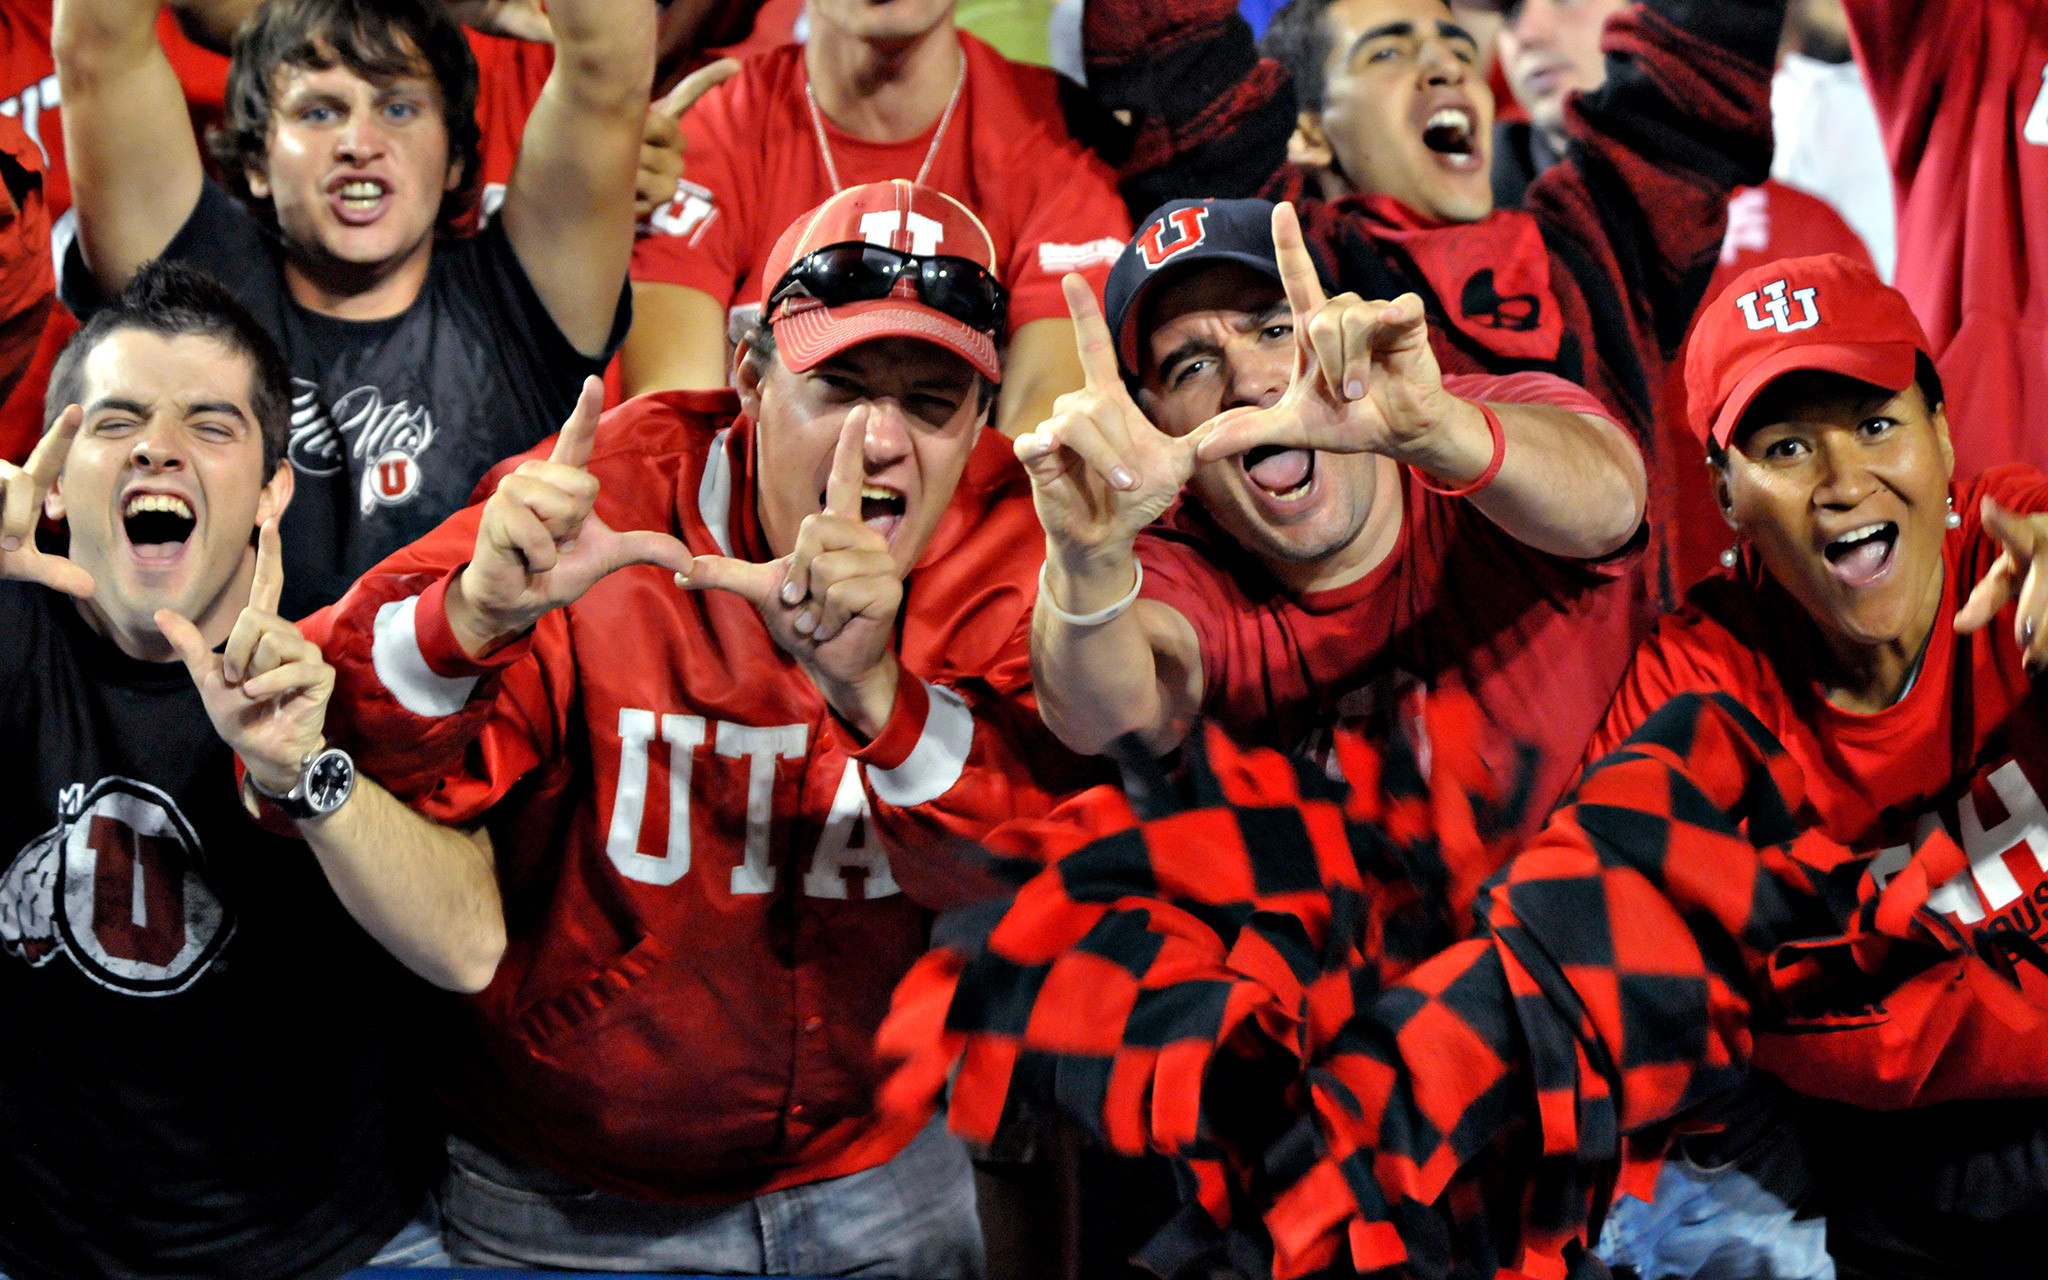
{"left": 1246, "top": 448, "right": 1311, "bottom": 494}
{"left": 1832, "top": 538, "right": 1890, "bottom": 586}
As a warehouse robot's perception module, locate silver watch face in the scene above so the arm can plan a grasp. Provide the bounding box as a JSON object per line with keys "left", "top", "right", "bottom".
{"left": 304, "top": 749, "right": 355, "bottom": 815}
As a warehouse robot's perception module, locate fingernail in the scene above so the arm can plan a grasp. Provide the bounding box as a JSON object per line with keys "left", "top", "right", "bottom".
{"left": 1111, "top": 466, "right": 1137, "bottom": 490}
{"left": 781, "top": 580, "right": 803, "bottom": 605}
{"left": 0, "top": 536, "right": 17, "bottom": 551}
{"left": 794, "top": 609, "right": 816, "bottom": 636}
{"left": 1345, "top": 380, "right": 1365, "bottom": 401}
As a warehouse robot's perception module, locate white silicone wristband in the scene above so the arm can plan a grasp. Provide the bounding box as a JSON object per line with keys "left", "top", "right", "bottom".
{"left": 1039, "top": 560, "right": 1143, "bottom": 627}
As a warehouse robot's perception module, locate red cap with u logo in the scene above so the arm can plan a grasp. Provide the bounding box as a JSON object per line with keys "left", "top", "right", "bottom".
{"left": 760, "top": 180, "right": 1004, "bottom": 382}
{"left": 1686, "top": 253, "right": 1935, "bottom": 451}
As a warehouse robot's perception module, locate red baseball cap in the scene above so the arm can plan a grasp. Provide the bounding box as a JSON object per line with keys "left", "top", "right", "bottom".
{"left": 1686, "top": 253, "right": 1934, "bottom": 451}
{"left": 759, "top": 180, "right": 1004, "bottom": 384}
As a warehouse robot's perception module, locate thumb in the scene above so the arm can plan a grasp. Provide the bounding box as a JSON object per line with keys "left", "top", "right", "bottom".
{"left": 154, "top": 608, "right": 215, "bottom": 682}
{"left": 606, "top": 528, "right": 696, "bottom": 577}
{"left": 1193, "top": 405, "right": 1288, "bottom": 464}
{"left": 655, "top": 57, "right": 741, "bottom": 123}
{"left": 676, "top": 553, "right": 785, "bottom": 608}
{"left": 21, "top": 550, "right": 96, "bottom": 599}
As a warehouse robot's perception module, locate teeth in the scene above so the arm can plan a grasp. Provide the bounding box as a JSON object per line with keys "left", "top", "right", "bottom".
{"left": 124, "top": 494, "right": 192, "bottom": 519}
{"left": 339, "top": 181, "right": 383, "bottom": 201}
{"left": 1832, "top": 523, "right": 1887, "bottom": 547}
{"left": 1427, "top": 108, "right": 1473, "bottom": 134}
{"left": 860, "top": 486, "right": 901, "bottom": 502}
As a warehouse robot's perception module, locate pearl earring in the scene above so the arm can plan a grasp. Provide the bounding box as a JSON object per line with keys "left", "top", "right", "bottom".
{"left": 1720, "top": 546, "right": 1739, "bottom": 568}
{"left": 1946, "top": 496, "right": 1962, "bottom": 529}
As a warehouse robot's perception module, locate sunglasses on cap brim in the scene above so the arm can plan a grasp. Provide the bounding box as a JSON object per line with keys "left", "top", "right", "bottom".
{"left": 768, "top": 242, "right": 1009, "bottom": 335}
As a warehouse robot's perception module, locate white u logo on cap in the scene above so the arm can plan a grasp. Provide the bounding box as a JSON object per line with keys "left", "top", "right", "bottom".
{"left": 1735, "top": 280, "right": 1821, "bottom": 334}
{"left": 860, "top": 210, "right": 945, "bottom": 256}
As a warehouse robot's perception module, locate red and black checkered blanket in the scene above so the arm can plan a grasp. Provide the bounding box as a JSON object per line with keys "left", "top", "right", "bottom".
{"left": 880, "top": 692, "right": 2037, "bottom": 1280}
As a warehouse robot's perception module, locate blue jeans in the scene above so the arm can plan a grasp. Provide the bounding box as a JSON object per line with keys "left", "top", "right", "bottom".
{"left": 1597, "top": 1156, "right": 1834, "bottom": 1280}
{"left": 0, "top": 1199, "right": 447, "bottom": 1279}
{"left": 440, "top": 1115, "right": 985, "bottom": 1277}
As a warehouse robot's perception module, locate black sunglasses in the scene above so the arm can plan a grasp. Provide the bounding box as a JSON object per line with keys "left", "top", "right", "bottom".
{"left": 768, "top": 243, "right": 1009, "bottom": 335}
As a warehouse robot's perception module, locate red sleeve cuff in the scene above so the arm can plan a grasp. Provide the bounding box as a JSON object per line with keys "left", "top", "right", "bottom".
{"left": 416, "top": 569, "right": 534, "bottom": 676}
{"left": 847, "top": 675, "right": 932, "bottom": 771}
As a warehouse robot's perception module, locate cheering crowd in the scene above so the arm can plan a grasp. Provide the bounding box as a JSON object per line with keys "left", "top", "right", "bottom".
{"left": 0, "top": 0, "right": 2043, "bottom": 1277}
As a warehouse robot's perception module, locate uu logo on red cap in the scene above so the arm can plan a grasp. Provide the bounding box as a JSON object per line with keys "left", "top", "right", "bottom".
{"left": 1135, "top": 207, "right": 1210, "bottom": 270}
{"left": 1735, "top": 279, "right": 1821, "bottom": 334}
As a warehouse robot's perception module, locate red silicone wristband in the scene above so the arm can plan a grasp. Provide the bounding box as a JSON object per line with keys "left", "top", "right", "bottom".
{"left": 1411, "top": 402, "right": 1505, "bottom": 498}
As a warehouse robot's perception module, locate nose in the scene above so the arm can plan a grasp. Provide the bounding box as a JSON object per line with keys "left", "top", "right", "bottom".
{"left": 1221, "top": 342, "right": 1289, "bottom": 412}
{"left": 334, "top": 109, "right": 387, "bottom": 163}
{"left": 1420, "top": 36, "right": 1472, "bottom": 84}
{"left": 1811, "top": 432, "right": 1877, "bottom": 508}
{"left": 861, "top": 400, "right": 913, "bottom": 470}
{"left": 129, "top": 419, "right": 187, "bottom": 474}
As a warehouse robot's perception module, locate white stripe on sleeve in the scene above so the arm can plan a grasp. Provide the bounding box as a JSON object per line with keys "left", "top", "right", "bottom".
{"left": 371, "top": 595, "right": 482, "bottom": 718}
{"left": 865, "top": 682, "right": 973, "bottom": 808}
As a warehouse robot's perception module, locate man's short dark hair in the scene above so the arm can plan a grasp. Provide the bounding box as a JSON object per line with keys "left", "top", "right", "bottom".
{"left": 1262, "top": 0, "right": 1345, "bottom": 113}
{"left": 212, "top": 0, "right": 484, "bottom": 235}
{"left": 47, "top": 262, "right": 295, "bottom": 479}
{"left": 739, "top": 319, "right": 1000, "bottom": 414}
{"left": 1262, "top": 0, "right": 1459, "bottom": 113}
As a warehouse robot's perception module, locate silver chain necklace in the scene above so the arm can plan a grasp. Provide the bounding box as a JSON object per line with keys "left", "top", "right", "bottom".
{"left": 803, "top": 53, "right": 966, "bottom": 194}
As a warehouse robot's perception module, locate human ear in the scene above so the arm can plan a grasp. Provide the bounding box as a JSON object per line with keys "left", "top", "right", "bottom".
{"left": 734, "top": 341, "right": 766, "bottom": 422}
{"left": 1287, "top": 113, "right": 1335, "bottom": 171}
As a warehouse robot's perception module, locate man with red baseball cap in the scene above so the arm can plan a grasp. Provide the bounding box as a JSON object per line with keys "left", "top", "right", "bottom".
{"left": 304, "top": 180, "right": 1094, "bottom": 1272}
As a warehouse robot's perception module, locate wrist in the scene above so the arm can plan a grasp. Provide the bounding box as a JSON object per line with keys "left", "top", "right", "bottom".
{"left": 447, "top": 568, "right": 530, "bottom": 660}
{"left": 1042, "top": 541, "right": 1141, "bottom": 618}
{"left": 247, "top": 741, "right": 321, "bottom": 799}
{"left": 819, "top": 653, "right": 901, "bottom": 742}
{"left": 1384, "top": 393, "right": 1488, "bottom": 475}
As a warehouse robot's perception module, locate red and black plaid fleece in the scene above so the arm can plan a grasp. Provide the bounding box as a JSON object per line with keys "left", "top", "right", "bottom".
{"left": 880, "top": 692, "right": 2035, "bottom": 1279}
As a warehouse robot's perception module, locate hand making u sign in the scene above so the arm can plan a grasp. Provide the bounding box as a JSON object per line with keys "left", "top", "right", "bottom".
{"left": 156, "top": 517, "right": 330, "bottom": 798}
{"left": 444, "top": 376, "right": 696, "bottom": 660}
{"left": 1013, "top": 275, "right": 1210, "bottom": 570}
{"left": 1194, "top": 202, "right": 1483, "bottom": 477}
{"left": 0, "top": 405, "right": 95, "bottom": 598}
{"left": 678, "top": 405, "right": 906, "bottom": 737}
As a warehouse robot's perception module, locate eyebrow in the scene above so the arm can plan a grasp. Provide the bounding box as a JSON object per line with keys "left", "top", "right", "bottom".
{"left": 85, "top": 397, "right": 250, "bottom": 425}
{"left": 1346, "top": 18, "right": 1478, "bottom": 63}
{"left": 1154, "top": 300, "right": 1292, "bottom": 385}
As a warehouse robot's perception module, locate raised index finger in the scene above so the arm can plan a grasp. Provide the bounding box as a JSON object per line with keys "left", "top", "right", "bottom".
{"left": 248, "top": 516, "right": 283, "bottom": 615}
{"left": 547, "top": 377, "right": 606, "bottom": 470}
{"left": 1063, "top": 274, "right": 1122, "bottom": 391}
{"left": 1270, "top": 202, "right": 1327, "bottom": 325}
{"left": 824, "top": 405, "right": 869, "bottom": 519}
{"left": 26, "top": 404, "right": 82, "bottom": 487}
{"left": 654, "top": 57, "right": 741, "bottom": 123}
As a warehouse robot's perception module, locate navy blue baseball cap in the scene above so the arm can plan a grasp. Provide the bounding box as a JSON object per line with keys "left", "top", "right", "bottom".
{"left": 1105, "top": 197, "right": 1299, "bottom": 377}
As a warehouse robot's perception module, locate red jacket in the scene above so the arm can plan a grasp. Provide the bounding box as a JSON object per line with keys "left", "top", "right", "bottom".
{"left": 310, "top": 390, "right": 1094, "bottom": 1202}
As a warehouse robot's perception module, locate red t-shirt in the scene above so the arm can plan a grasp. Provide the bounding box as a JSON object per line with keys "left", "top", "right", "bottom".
{"left": 1846, "top": 0, "right": 2048, "bottom": 479}
{"left": 1137, "top": 371, "right": 1648, "bottom": 834}
{"left": 632, "top": 33, "right": 1131, "bottom": 337}
{"left": 0, "top": 3, "right": 224, "bottom": 463}
{"left": 1593, "top": 465, "right": 2048, "bottom": 1102}
{"left": 1656, "top": 180, "right": 1875, "bottom": 597}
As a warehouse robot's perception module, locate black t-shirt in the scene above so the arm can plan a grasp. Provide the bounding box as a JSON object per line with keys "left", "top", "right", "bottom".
{"left": 60, "top": 183, "right": 630, "bottom": 618}
{"left": 0, "top": 579, "right": 438, "bottom": 1280}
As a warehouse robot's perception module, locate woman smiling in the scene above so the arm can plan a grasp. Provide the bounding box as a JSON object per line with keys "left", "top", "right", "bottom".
{"left": 1593, "top": 253, "right": 2048, "bottom": 1279}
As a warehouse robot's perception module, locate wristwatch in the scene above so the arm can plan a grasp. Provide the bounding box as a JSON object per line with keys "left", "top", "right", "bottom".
{"left": 253, "top": 745, "right": 357, "bottom": 821}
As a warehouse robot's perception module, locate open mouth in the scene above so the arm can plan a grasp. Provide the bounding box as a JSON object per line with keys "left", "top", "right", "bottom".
{"left": 1241, "top": 446, "right": 1316, "bottom": 501}
{"left": 829, "top": 484, "right": 905, "bottom": 542}
{"left": 329, "top": 177, "right": 391, "bottom": 224}
{"left": 123, "top": 493, "right": 195, "bottom": 562}
{"left": 1822, "top": 521, "right": 1898, "bottom": 588}
{"left": 1421, "top": 107, "right": 1480, "bottom": 169}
